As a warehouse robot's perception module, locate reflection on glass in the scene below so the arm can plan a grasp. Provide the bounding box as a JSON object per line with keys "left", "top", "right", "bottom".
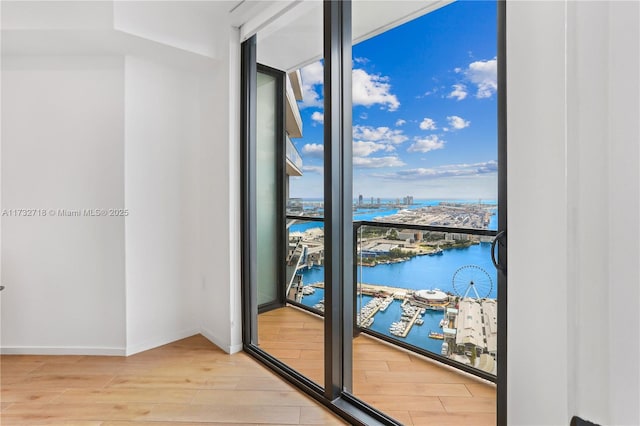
{"left": 256, "top": 72, "right": 279, "bottom": 307}
{"left": 254, "top": 0, "right": 325, "bottom": 388}
{"left": 286, "top": 219, "right": 325, "bottom": 312}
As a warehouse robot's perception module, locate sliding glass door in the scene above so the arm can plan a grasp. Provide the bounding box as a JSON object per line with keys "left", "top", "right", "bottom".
{"left": 242, "top": 2, "right": 506, "bottom": 424}
{"left": 346, "top": 4, "right": 504, "bottom": 424}
{"left": 255, "top": 68, "right": 284, "bottom": 311}
{"left": 242, "top": 1, "right": 327, "bottom": 391}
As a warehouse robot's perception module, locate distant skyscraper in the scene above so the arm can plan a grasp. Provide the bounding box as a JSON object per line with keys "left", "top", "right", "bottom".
{"left": 358, "top": 194, "right": 363, "bottom": 206}
{"left": 370, "top": 196, "right": 374, "bottom": 205}
{"left": 377, "top": 198, "right": 381, "bottom": 205}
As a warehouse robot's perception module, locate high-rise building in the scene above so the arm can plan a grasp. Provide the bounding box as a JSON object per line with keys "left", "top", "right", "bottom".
{"left": 358, "top": 194, "right": 363, "bottom": 205}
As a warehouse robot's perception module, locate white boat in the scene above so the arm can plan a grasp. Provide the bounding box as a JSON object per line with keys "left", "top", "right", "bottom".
{"left": 441, "top": 342, "right": 449, "bottom": 356}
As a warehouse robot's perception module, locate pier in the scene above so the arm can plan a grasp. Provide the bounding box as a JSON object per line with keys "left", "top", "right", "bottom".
{"left": 358, "top": 283, "right": 410, "bottom": 299}
{"left": 397, "top": 307, "right": 422, "bottom": 338}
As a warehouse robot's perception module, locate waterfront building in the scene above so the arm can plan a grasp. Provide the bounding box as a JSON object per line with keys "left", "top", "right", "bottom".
{"left": 413, "top": 289, "right": 449, "bottom": 306}
{"left": 482, "top": 299, "right": 498, "bottom": 355}
{"left": 455, "top": 298, "right": 485, "bottom": 349}
{"left": 397, "top": 229, "right": 424, "bottom": 243}
{"left": 446, "top": 232, "right": 472, "bottom": 241}
{"left": 360, "top": 242, "right": 399, "bottom": 257}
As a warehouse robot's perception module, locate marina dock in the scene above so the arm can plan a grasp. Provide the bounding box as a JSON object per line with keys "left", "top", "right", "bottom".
{"left": 397, "top": 307, "right": 422, "bottom": 338}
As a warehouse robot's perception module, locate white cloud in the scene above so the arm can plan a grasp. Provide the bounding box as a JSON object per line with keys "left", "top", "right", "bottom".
{"left": 354, "top": 57, "right": 370, "bottom": 65}
{"left": 352, "top": 69, "right": 400, "bottom": 111}
{"left": 302, "top": 165, "right": 324, "bottom": 174}
{"left": 395, "top": 119, "right": 406, "bottom": 126}
{"left": 311, "top": 111, "right": 324, "bottom": 124}
{"left": 353, "top": 141, "right": 388, "bottom": 157}
{"left": 299, "top": 63, "right": 401, "bottom": 111}
{"left": 423, "top": 87, "right": 439, "bottom": 97}
{"left": 466, "top": 57, "right": 497, "bottom": 99}
{"left": 298, "top": 61, "right": 324, "bottom": 109}
{"left": 448, "top": 83, "right": 468, "bottom": 101}
{"left": 407, "top": 135, "right": 446, "bottom": 153}
{"left": 419, "top": 117, "right": 437, "bottom": 130}
{"left": 372, "top": 160, "right": 498, "bottom": 180}
{"left": 353, "top": 125, "right": 408, "bottom": 145}
{"left": 302, "top": 143, "right": 324, "bottom": 157}
{"left": 359, "top": 112, "right": 368, "bottom": 120}
{"left": 447, "top": 115, "right": 470, "bottom": 130}
{"left": 353, "top": 156, "right": 405, "bottom": 169}
{"left": 301, "top": 61, "right": 323, "bottom": 85}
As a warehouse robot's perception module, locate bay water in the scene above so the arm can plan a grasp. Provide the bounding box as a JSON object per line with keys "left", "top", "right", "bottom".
{"left": 294, "top": 199, "right": 498, "bottom": 355}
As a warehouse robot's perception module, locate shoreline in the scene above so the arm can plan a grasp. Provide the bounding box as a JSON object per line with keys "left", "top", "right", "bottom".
{"left": 357, "top": 240, "right": 480, "bottom": 267}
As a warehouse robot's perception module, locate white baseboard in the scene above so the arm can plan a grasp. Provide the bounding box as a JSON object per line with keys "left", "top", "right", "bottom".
{"left": 200, "top": 326, "right": 242, "bottom": 354}
{"left": 0, "top": 329, "right": 240, "bottom": 356}
{"left": 228, "top": 342, "right": 243, "bottom": 354}
{"left": 125, "top": 328, "right": 200, "bottom": 356}
{"left": 0, "top": 346, "right": 126, "bottom": 356}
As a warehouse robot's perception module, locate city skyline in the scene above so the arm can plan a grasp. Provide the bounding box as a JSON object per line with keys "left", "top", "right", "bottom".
{"left": 290, "top": 1, "right": 498, "bottom": 200}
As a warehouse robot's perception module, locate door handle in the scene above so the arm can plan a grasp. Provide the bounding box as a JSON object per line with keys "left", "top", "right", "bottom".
{"left": 491, "top": 230, "right": 507, "bottom": 273}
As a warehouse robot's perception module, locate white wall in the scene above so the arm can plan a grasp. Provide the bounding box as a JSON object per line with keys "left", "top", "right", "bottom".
{"left": 1, "top": 56, "right": 127, "bottom": 354}
{"left": 507, "top": 2, "right": 569, "bottom": 423}
{"left": 198, "top": 25, "right": 243, "bottom": 354}
{"left": 508, "top": 1, "right": 640, "bottom": 425}
{"left": 0, "top": 1, "right": 241, "bottom": 356}
{"left": 113, "top": 2, "right": 222, "bottom": 59}
{"left": 606, "top": 3, "right": 639, "bottom": 424}
{"left": 123, "top": 56, "right": 202, "bottom": 355}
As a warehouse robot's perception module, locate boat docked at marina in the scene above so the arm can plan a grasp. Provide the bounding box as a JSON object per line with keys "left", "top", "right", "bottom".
{"left": 429, "top": 331, "right": 444, "bottom": 340}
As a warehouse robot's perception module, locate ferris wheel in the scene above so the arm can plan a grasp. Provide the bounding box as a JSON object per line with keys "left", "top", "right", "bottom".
{"left": 452, "top": 265, "right": 493, "bottom": 299}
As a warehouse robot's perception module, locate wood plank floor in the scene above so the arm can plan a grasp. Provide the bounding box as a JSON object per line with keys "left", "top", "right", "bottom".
{"left": 0, "top": 335, "right": 346, "bottom": 425}
{"left": 258, "top": 306, "right": 496, "bottom": 426}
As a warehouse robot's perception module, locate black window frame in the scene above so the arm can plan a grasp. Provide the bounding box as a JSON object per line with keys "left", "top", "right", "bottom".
{"left": 241, "top": 1, "right": 508, "bottom": 424}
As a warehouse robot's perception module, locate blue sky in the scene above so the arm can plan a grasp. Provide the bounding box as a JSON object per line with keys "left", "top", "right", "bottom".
{"left": 290, "top": 1, "right": 498, "bottom": 200}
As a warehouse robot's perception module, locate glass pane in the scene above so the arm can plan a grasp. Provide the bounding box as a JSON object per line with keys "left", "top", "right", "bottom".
{"left": 286, "top": 219, "right": 325, "bottom": 313}
{"left": 356, "top": 225, "right": 497, "bottom": 370}
{"left": 256, "top": 71, "right": 280, "bottom": 307}
{"left": 255, "top": 1, "right": 325, "bottom": 388}
{"left": 350, "top": 1, "right": 498, "bottom": 423}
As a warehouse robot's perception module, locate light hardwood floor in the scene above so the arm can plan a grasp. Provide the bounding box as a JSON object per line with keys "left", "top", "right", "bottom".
{"left": 0, "top": 335, "right": 346, "bottom": 425}
{"left": 258, "top": 306, "right": 496, "bottom": 426}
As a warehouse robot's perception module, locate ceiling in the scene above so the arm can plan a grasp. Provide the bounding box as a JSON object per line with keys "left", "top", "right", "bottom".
{"left": 1, "top": 0, "right": 452, "bottom": 74}
{"left": 255, "top": 0, "right": 452, "bottom": 72}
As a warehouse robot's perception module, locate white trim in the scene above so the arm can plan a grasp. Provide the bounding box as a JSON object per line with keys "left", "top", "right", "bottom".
{"left": 239, "top": 0, "right": 301, "bottom": 42}
{"left": 228, "top": 26, "right": 244, "bottom": 358}
{"left": 1, "top": 346, "right": 126, "bottom": 356}
{"left": 200, "top": 326, "right": 242, "bottom": 354}
{"left": 125, "top": 328, "right": 199, "bottom": 356}
{"left": 228, "top": 342, "right": 243, "bottom": 355}
{"left": 352, "top": 0, "right": 453, "bottom": 46}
